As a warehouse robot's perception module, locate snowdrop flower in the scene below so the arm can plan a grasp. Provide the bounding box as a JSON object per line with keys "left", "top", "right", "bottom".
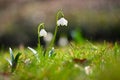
{"left": 58, "top": 37, "right": 68, "bottom": 46}
{"left": 39, "top": 29, "right": 47, "bottom": 37}
{"left": 44, "top": 32, "right": 53, "bottom": 42}
{"left": 84, "top": 66, "right": 92, "bottom": 75}
{"left": 57, "top": 17, "right": 68, "bottom": 26}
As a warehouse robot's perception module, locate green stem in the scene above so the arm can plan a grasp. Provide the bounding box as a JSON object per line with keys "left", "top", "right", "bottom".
{"left": 49, "top": 10, "right": 64, "bottom": 48}
{"left": 37, "top": 23, "right": 44, "bottom": 49}
{"left": 50, "top": 25, "right": 58, "bottom": 47}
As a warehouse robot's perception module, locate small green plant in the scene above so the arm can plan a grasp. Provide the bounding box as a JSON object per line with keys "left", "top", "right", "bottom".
{"left": 49, "top": 10, "right": 68, "bottom": 48}
{"left": 6, "top": 48, "right": 21, "bottom": 72}
{"left": 5, "top": 10, "right": 68, "bottom": 74}
{"left": 28, "top": 47, "right": 40, "bottom": 62}
{"left": 37, "top": 10, "right": 68, "bottom": 56}
{"left": 48, "top": 47, "right": 56, "bottom": 57}
{"left": 37, "top": 23, "right": 47, "bottom": 49}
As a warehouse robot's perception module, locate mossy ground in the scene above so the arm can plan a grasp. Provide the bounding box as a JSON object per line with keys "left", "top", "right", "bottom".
{"left": 0, "top": 41, "right": 120, "bottom": 80}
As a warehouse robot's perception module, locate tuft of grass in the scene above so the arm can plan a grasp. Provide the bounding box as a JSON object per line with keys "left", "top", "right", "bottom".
{"left": 0, "top": 41, "right": 120, "bottom": 80}
{"left": 6, "top": 48, "right": 21, "bottom": 73}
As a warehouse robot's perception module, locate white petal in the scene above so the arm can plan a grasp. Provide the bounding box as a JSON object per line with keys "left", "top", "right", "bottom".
{"left": 44, "top": 32, "right": 53, "bottom": 42}
{"left": 57, "top": 18, "right": 68, "bottom": 26}
{"left": 39, "top": 29, "right": 47, "bottom": 37}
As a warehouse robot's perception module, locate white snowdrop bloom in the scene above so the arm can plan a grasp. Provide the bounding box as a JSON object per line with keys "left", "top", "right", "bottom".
{"left": 44, "top": 32, "right": 53, "bottom": 42}
{"left": 84, "top": 66, "right": 92, "bottom": 75}
{"left": 39, "top": 29, "right": 47, "bottom": 37}
{"left": 57, "top": 17, "right": 68, "bottom": 26}
{"left": 58, "top": 37, "right": 68, "bottom": 46}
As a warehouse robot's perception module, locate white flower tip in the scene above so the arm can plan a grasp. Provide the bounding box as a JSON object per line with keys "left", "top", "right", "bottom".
{"left": 84, "top": 66, "right": 92, "bottom": 75}
{"left": 6, "top": 58, "right": 12, "bottom": 66}
{"left": 9, "top": 47, "right": 12, "bottom": 50}
{"left": 39, "top": 29, "right": 47, "bottom": 37}
{"left": 28, "top": 47, "right": 37, "bottom": 55}
{"left": 9, "top": 47, "right": 12, "bottom": 52}
{"left": 57, "top": 17, "right": 68, "bottom": 26}
{"left": 52, "top": 47, "right": 54, "bottom": 50}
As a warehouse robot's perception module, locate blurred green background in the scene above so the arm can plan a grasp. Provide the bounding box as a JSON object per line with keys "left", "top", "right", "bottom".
{"left": 0, "top": 0, "right": 120, "bottom": 47}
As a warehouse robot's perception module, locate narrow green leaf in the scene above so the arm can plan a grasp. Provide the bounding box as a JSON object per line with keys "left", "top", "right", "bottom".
{"left": 14, "top": 53, "right": 21, "bottom": 64}
{"left": 28, "top": 47, "right": 40, "bottom": 62}
{"left": 6, "top": 58, "right": 12, "bottom": 66}
{"left": 49, "top": 47, "right": 55, "bottom": 57}
{"left": 11, "top": 53, "right": 21, "bottom": 72}
{"left": 9, "top": 48, "right": 14, "bottom": 63}
{"left": 28, "top": 47, "right": 37, "bottom": 55}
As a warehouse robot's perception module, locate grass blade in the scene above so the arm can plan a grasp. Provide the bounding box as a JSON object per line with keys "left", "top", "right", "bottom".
{"left": 9, "top": 48, "right": 14, "bottom": 63}
{"left": 28, "top": 47, "right": 37, "bottom": 55}
{"left": 6, "top": 58, "right": 12, "bottom": 66}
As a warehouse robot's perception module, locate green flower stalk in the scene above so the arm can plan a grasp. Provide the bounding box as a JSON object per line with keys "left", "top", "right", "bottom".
{"left": 49, "top": 10, "right": 68, "bottom": 48}
{"left": 37, "top": 23, "right": 47, "bottom": 49}
{"left": 37, "top": 10, "right": 68, "bottom": 56}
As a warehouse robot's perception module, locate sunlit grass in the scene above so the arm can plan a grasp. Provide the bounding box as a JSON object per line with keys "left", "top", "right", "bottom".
{"left": 0, "top": 41, "right": 120, "bottom": 80}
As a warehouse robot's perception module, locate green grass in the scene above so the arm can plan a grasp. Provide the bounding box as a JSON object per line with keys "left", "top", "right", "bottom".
{"left": 0, "top": 41, "right": 120, "bottom": 80}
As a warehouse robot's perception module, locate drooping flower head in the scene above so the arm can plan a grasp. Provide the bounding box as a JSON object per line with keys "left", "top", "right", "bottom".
{"left": 39, "top": 29, "right": 47, "bottom": 37}
{"left": 57, "top": 17, "right": 68, "bottom": 26}
{"left": 44, "top": 32, "right": 53, "bottom": 42}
